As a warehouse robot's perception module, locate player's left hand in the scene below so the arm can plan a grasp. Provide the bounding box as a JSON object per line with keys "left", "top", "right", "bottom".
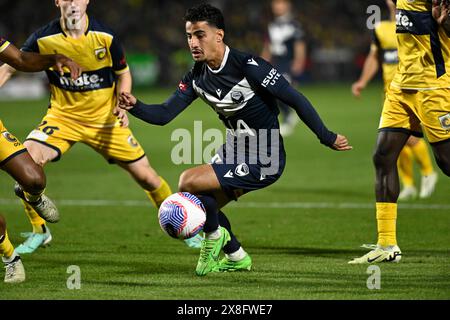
{"left": 54, "top": 54, "right": 82, "bottom": 80}
{"left": 118, "top": 92, "right": 137, "bottom": 110}
{"left": 113, "top": 105, "right": 129, "bottom": 128}
{"left": 332, "top": 134, "right": 352, "bottom": 151}
{"left": 432, "top": 0, "right": 450, "bottom": 30}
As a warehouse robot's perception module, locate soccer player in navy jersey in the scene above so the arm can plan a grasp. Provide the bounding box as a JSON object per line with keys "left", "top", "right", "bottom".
{"left": 119, "top": 3, "right": 352, "bottom": 276}
{"left": 261, "top": 0, "right": 307, "bottom": 136}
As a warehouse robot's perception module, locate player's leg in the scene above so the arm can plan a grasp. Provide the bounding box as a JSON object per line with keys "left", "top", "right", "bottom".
{"left": 349, "top": 86, "right": 424, "bottom": 264}
{"left": 117, "top": 156, "right": 171, "bottom": 208}
{"left": 0, "top": 215, "right": 25, "bottom": 283}
{"left": 179, "top": 164, "right": 252, "bottom": 275}
{"left": 430, "top": 139, "right": 450, "bottom": 177}
{"left": 178, "top": 164, "right": 232, "bottom": 275}
{"left": 212, "top": 211, "right": 252, "bottom": 272}
{"left": 349, "top": 131, "right": 408, "bottom": 264}
{"left": 14, "top": 141, "right": 60, "bottom": 254}
{"left": 406, "top": 137, "right": 438, "bottom": 198}
{"left": 374, "top": 130, "right": 409, "bottom": 241}
{"left": 397, "top": 145, "right": 417, "bottom": 200}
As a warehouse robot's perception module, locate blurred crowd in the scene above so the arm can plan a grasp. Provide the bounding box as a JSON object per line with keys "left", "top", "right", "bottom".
{"left": 0, "top": 0, "right": 389, "bottom": 85}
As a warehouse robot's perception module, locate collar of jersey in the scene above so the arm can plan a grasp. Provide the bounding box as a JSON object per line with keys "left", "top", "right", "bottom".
{"left": 60, "top": 15, "right": 90, "bottom": 39}
{"left": 207, "top": 45, "right": 230, "bottom": 74}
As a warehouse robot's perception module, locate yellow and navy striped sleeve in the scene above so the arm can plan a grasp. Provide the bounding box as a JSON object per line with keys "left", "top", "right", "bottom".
{"left": 0, "top": 37, "right": 11, "bottom": 53}
{"left": 110, "top": 35, "right": 129, "bottom": 75}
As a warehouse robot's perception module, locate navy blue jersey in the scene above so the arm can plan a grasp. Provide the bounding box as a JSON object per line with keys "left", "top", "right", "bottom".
{"left": 129, "top": 46, "right": 337, "bottom": 200}
{"left": 177, "top": 47, "right": 281, "bottom": 133}
{"left": 130, "top": 46, "right": 336, "bottom": 148}
{"left": 266, "top": 15, "right": 304, "bottom": 74}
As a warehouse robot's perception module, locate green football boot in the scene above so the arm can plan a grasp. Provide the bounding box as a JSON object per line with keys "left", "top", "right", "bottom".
{"left": 195, "top": 226, "right": 230, "bottom": 276}
{"left": 213, "top": 253, "right": 252, "bottom": 273}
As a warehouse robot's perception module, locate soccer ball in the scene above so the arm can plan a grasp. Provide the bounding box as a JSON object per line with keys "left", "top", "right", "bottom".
{"left": 158, "top": 192, "right": 206, "bottom": 240}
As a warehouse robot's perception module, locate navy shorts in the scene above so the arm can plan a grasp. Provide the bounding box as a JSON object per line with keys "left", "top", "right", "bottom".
{"left": 211, "top": 143, "right": 286, "bottom": 201}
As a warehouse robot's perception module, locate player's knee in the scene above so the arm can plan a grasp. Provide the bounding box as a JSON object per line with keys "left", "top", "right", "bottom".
{"left": 178, "top": 170, "right": 196, "bottom": 193}
{"left": 373, "top": 148, "right": 391, "bottom": 170}
{"left": 21, "top": 164, "right": 46, "bottom": 193}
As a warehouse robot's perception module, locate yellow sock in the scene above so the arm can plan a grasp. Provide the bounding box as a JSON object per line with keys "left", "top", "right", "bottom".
{"left": 397, "top": 146, "right": 414, "bottom": 187}
{"left": 144, "top": 177, "right": 172, "bottom": 208}
{"left": 23, "top": 190, "right": 43, "bottom": 203}
{"left": 0, "top": 231, "right": 15, "bottom": 259}
{"left": 410, "top": 139, "right": 434, "bottom": 176}
{"left": 376, "top": 202, "right": 397, "bottom": 247}
{"left": 22, "top": 200, "right": 46, "bottom": 234}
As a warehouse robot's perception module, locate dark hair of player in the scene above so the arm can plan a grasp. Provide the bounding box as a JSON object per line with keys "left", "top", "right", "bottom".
{"left": 184, "top": 3, "right": 226, "bottom": 31}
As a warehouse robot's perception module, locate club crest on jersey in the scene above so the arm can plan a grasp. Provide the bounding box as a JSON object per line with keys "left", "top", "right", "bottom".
{"left": 127, "top": 135, "right": 139, "bottom": 148}
{"left": 95, "top": 47, "right": 107, "bottom": 60}
{"left": 2, "top": 131, "right": 17, "bottom": 143}
{"left": 439, "top": 113, "right": 450, "bottom": 130}
{"left": 235, "top": 163, "right": 250, "bottom": 177}
{"left": 231, "top": 91, "right": 244, "bottom": 104}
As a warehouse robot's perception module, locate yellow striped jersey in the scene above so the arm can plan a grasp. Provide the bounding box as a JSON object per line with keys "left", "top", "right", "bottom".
{"left": 22, "top": 17, "right": 129, "bottom": 126}
{"left": 0, "top": 37, "right": 10, "bottom": 53}
{"left": 372, "top": 21, "right": 398, "bottom": 90}
{"left": 392, "top": 0, "right": 450, "bottom": 90}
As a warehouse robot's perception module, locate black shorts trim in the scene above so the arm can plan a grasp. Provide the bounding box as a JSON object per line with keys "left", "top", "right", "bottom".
{"left": 24, "top": 138, "right": 62, "bottom": 162}
{"left": 378, "top": 127, "right": 423, "bottom": 138}
{"left": 110, "top": 153, "right": 146, "bottom": 165}
{"left": 0, "top": 149, "right": 28, "bottom": 167}
{"left": 430, "top": 137, "right": 450, "bottom": 146}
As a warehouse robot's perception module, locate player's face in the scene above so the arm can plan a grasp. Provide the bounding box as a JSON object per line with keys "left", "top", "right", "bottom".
{"left": 272, "top": 0, "right": 291, "bottom": 17}
{"left": 56, "top": 0, "right": 89, "bottom": 22}
{"left": 185, "top": 21, "right": 223, "bottom": 62}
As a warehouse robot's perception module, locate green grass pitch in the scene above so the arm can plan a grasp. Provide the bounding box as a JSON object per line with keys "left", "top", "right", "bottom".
{"left": 0, "top": 83, "right": 449, "bottom": 299}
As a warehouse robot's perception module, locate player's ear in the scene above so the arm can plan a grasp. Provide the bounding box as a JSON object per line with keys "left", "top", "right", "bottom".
{"left": 55, "top": 0, "right": 59, "bottom": 7}
{"left": 216, "top": 29, "right": 224, "bottom": 43}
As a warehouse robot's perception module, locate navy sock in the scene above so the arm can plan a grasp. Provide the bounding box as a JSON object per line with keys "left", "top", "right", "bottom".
{"left": 198, "top": 195, "right": 219, "bottom": 233}
{"left": 218, "top": 211, "right": 241, "bottom": 254}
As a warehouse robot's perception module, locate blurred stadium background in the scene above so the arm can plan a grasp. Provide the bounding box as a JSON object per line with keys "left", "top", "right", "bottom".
{"left": 0, "top": 0, "right": 449, "bottom": 300}
{"left": 1, "top": 0, "right": 388, "bottom": 91}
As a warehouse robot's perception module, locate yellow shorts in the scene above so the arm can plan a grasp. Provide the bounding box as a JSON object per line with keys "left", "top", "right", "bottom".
{"left": 25, "top": 114, "right": 146, "bottom": 163}
{"left": 379, "top": 87, "right": 450, "bottom": 144}
{"left": 0, "top": 119, "right": 27, "bottom": 166}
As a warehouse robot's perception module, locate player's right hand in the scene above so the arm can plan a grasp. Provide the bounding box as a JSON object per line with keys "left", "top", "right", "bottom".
{"left": 351, "top": 81, "right": 365, "bottom": 98}
{"left": 118, "top": 92, "right": 137, "bottom": 110}
{"left": 332, "top": 134, "right": 352, "bottom": 151}
{"left": 54, "top": 54, "right": 82, "bottom": 80}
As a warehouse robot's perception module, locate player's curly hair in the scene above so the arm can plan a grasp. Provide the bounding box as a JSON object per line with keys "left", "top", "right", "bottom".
{"left": 184, "top": 3, "right": 226, "bottom": 31}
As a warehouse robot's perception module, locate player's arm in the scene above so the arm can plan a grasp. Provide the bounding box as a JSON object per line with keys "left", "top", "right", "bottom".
{"left": 0, "top": 42, "right": 81, "bottom": 77}
{"left": 118, "top": 72, "right": 197, "bottom": 126}
{"left": 245, "top": 58, "right": 351, "bottom": 151}
{"left": 291, "top": 24, "right": 307, "bottom": 76}
{"left": 110, "top": 34, "right": 133, "bottom": 127}
{"left": 291, "top": 40, "right": 306, "bottom": 76}
{"left": 351, "top": 44, "right": 380, "bottom": 98}
{"left": 113, "top": 70, "right": 132, "bottom": 127}
{"left": 260, "top": 40, "right": 272, "bottom": 62}
{"left": 432, "top": 0, "right": 450, "bottom": 36}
